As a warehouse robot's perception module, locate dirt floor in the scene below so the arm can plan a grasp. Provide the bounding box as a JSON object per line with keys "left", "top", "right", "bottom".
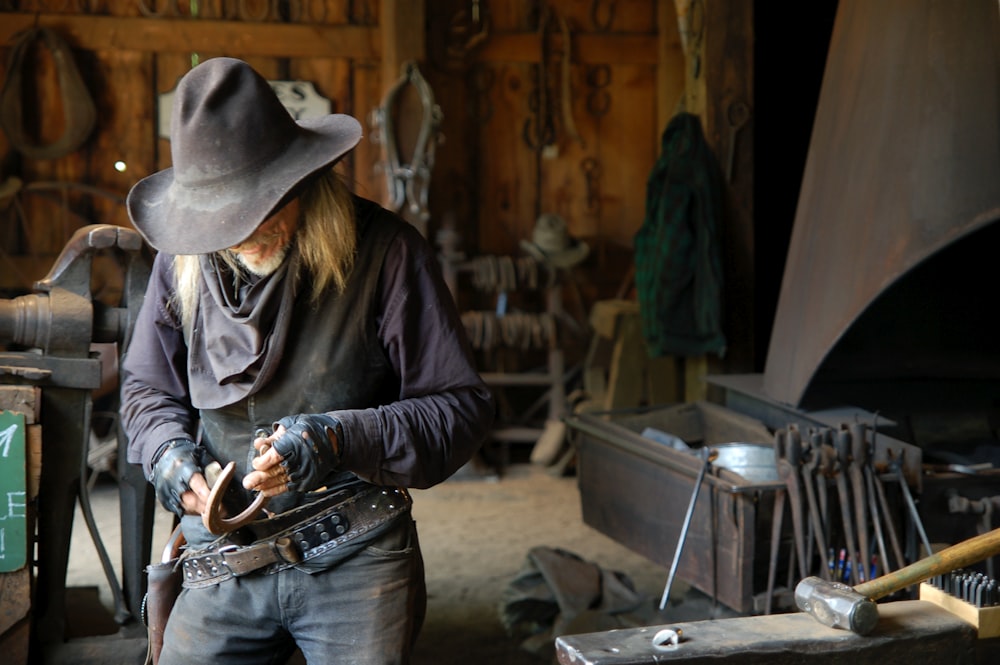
{"left": 66, "top": 459, "right": 734, "bottom": 664}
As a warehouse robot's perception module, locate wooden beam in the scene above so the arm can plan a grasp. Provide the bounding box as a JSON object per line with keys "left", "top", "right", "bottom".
{"left": 476, "top": 33, "right": 660, "bottom": 65}
{"left": 0, "top": 13, "right": 379, "bottom": 59}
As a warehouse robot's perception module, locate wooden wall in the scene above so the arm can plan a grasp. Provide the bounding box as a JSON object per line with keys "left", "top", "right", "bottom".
{"left": 0, "top": 0, "right": 757, "bottom": 369}
{"left": 422, "top": 1, "right": 687, "bottom": 307}
{"left": 0, "top": 1, "right": 390, "bottom": 290}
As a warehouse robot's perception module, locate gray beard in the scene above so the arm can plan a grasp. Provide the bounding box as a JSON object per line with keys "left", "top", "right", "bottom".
{"left": 234, "top": 245, "right": 289, "bottom": 277}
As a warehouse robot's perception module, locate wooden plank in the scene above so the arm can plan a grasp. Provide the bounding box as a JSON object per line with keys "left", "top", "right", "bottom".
{"left": 0, "top": 13, "right": 380, "bottom": 58}
{"left": 379, "top": 0, "right": 425, "bottom": 96}
{"left": 597, "top": 63, "right": 657, "bottom": 249}
{"left": 87, "top": 48, "right": 148, "bottom": 231}
{"left": 0, "top": 388, "right": 39, "bottom": 424}
{"left": 477, "top": 61, "right": 539, "bottom": 256}
{"left": 352, "top": 60, "right": 384, "bottom": 204}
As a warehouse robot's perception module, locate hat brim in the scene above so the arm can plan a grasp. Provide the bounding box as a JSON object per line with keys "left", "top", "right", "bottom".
{"left": 127, "top": 114, "right": 362, "bottom": 255}
{"left": 519, "top": 239, "right": 590, "bottom": 268}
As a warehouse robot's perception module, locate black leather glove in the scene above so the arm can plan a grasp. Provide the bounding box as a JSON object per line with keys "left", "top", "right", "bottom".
{"left": 271, "top": 414, "right": 342, "bottom": 493}
{"left": 149, "top": 439, "right": 202, "bottom": 518}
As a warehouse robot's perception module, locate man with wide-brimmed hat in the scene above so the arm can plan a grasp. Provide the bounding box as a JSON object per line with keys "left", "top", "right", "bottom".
{"left": 120, "top": 57, "right": 494, "bottom": 665}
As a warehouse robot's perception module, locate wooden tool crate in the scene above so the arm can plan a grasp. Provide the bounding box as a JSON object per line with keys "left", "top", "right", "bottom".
{"left": 566, "top": 401, "right": 783, "bottom": 614}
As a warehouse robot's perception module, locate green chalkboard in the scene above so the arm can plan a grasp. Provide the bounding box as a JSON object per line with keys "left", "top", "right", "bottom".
{"left": 0, "top": 410, "right": 27, "bottom": 572}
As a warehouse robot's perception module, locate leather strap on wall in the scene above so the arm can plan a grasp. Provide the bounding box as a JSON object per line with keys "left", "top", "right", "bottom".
{"left": 0, "top": 27, "right": 97, "bottom": 160}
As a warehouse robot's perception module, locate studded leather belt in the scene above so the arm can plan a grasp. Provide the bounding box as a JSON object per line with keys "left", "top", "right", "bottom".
{"left": 180, "top": 485, "right": 411, "bottom": 588}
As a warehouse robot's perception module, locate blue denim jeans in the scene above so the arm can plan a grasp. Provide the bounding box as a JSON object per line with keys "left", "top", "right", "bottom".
{"left": 159, "top": 517, "right": 425, "bottom": 665}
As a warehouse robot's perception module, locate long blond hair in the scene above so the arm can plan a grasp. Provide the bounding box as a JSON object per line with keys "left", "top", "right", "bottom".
{"left": 171, "top": 169, "right": 357, "bottom": 328}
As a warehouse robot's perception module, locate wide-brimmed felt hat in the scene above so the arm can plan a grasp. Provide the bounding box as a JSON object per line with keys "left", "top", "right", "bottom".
{"left": 519, "top": 213, "right": 590, "bottom": 268}
{"left": 126, "top": 57, "right": 362, "bottom": 255}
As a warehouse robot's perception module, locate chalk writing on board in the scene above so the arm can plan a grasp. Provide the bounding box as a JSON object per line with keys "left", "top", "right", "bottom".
{"left": 0, "top": 424, "right": 16, "bottom": 456}
{"left": 0, "top": 413, "right": 27, "bottom": 571}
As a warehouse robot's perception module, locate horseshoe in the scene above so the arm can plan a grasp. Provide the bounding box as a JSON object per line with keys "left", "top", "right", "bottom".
{"left": 202, "top": 461, "right": 268, "bottom": 535}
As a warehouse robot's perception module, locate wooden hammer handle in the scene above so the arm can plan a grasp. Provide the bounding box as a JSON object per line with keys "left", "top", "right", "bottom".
{"left": 855, "top": 527, "right": 1000, "bottom": 600}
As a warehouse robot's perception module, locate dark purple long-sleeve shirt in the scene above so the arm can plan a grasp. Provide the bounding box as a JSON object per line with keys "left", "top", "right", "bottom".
{"left": 121, "top": 218, "right": 494, "bottom": 490}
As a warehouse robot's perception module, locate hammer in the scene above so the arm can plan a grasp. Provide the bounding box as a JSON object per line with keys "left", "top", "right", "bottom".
{"left": 795, "top": 526, "right": 1000, "bottom": 635}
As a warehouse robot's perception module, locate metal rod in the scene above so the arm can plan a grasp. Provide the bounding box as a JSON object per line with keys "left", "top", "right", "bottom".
{"left": 895, "top": 470, "right": 933, "bottom": 559}
{"left": 659, "top": 446, "right": 713, "bottom": 610}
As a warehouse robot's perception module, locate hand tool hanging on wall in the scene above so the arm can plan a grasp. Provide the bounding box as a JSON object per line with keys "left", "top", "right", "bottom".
{"left": 888, "top": 448, "right": 933, "bottom": 560}
{"left": 833, "top": 426, "right": 862, "bottom": 584}
{"left": 589, "top": 0, "right": 617, "bottom": 31}
{"left": 869, "top": 441, "right": 907, "bottom": 573}
{"left": 812, "top": 428, "right": 836, "bottom": 563}
{"left": 579, "top": 65, "right": 610, "bottom": 233}
{"left": 446, "top": 0, "right": 490, "bottom": 65}
{"left": 764, "top": 475, "right": 787, "bottom": 615}
{"left": 776, "top": 427, "right": 809, "bottom": 580}
{"left": 800, "top": 433, "right": 830, "bottom": 578}
{"left": 848, "top": 423, "right": 872, "bottom": 581}
{"left": 796, "top": 527, "right": 1000, "bottom": 635}
{"left": 0, "top": 27, "right": 97, "bottom": 160}
{"left": 863, "top": 443, "right": 891, "bottom": 580}
{"left": 522, "top": 6, "right": 583, "bottom": 152}
{"left": 369, "top": 61, "right": 443, "bottom": 237}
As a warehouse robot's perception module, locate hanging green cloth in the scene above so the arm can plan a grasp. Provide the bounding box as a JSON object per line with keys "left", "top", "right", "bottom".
{"left": 634, "top": 112, "right": 726, "bottom": 358}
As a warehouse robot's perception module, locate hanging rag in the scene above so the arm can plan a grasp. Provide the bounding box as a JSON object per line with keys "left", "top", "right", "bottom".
{"left": 0, "top": 27, "right": 97, "bottom": 160}
{"left": 634, "top": 112, "right": 726, "bottom": 358}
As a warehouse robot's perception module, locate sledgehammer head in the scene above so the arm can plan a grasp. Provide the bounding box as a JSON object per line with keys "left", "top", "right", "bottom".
{"left": 794, "top": 576, "right": 880, "bottom": 635}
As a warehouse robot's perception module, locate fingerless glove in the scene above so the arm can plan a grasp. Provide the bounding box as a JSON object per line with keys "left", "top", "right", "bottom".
{"left": 271, "top": 414, "right": 342, "bottom": 493}
{"left": 149, "top": 439, "right": 202, "bottom": 518}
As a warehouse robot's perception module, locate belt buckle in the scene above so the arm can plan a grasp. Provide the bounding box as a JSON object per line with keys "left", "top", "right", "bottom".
{"left": 215, "top": 543, "right": 241, "bottom": 570}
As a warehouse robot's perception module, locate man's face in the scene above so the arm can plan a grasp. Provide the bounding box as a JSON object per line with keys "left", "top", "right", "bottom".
{"left": 228, "top": 198, "right": 300, "bottom": 277}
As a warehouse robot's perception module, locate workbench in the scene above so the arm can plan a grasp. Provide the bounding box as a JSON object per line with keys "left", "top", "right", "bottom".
{"left": 555, "top": 600, "right": 998, "bottom": 664}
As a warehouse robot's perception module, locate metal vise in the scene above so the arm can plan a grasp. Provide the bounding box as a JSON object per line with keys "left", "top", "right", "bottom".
{"left": 0, "top": 224, "right": 153, "bottom": 652}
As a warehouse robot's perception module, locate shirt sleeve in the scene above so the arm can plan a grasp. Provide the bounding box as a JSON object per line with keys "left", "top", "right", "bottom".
{"left": 332, "top": 221, "right": 496, "bottom": 488}
{"left": 120, "top": 252, "right": 199, "bottom": 478}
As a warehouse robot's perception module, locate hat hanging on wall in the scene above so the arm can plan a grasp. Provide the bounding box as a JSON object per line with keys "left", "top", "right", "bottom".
{"left": 519, "top": 213, "right": 590, "bottom": 269}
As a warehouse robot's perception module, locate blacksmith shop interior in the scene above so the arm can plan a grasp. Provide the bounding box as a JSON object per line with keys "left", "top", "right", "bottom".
{"left": 1, "top": 1, "right": 999, "bottom": 664}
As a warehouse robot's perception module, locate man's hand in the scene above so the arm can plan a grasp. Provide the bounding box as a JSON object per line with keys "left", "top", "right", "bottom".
{"left": 151, "top": 439, "right": 211, "bottom": 517}
{"left": 242, "top": 427, "right": 291, "bottom": 497}
{"left": 243, "top": 414, "right": 341, "bottom": 496}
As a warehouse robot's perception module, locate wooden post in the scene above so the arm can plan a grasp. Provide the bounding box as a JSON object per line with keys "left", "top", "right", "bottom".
{"left": 379, "top": 0, "right": 426, "bottom": 96}
{"left": 658, "top": 0, "right": 686, "bottom": 128}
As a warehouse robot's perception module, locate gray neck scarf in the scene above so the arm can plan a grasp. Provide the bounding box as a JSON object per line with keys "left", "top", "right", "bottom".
{"left": 187, "top": 249, "right": 298, "bottom": 409}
